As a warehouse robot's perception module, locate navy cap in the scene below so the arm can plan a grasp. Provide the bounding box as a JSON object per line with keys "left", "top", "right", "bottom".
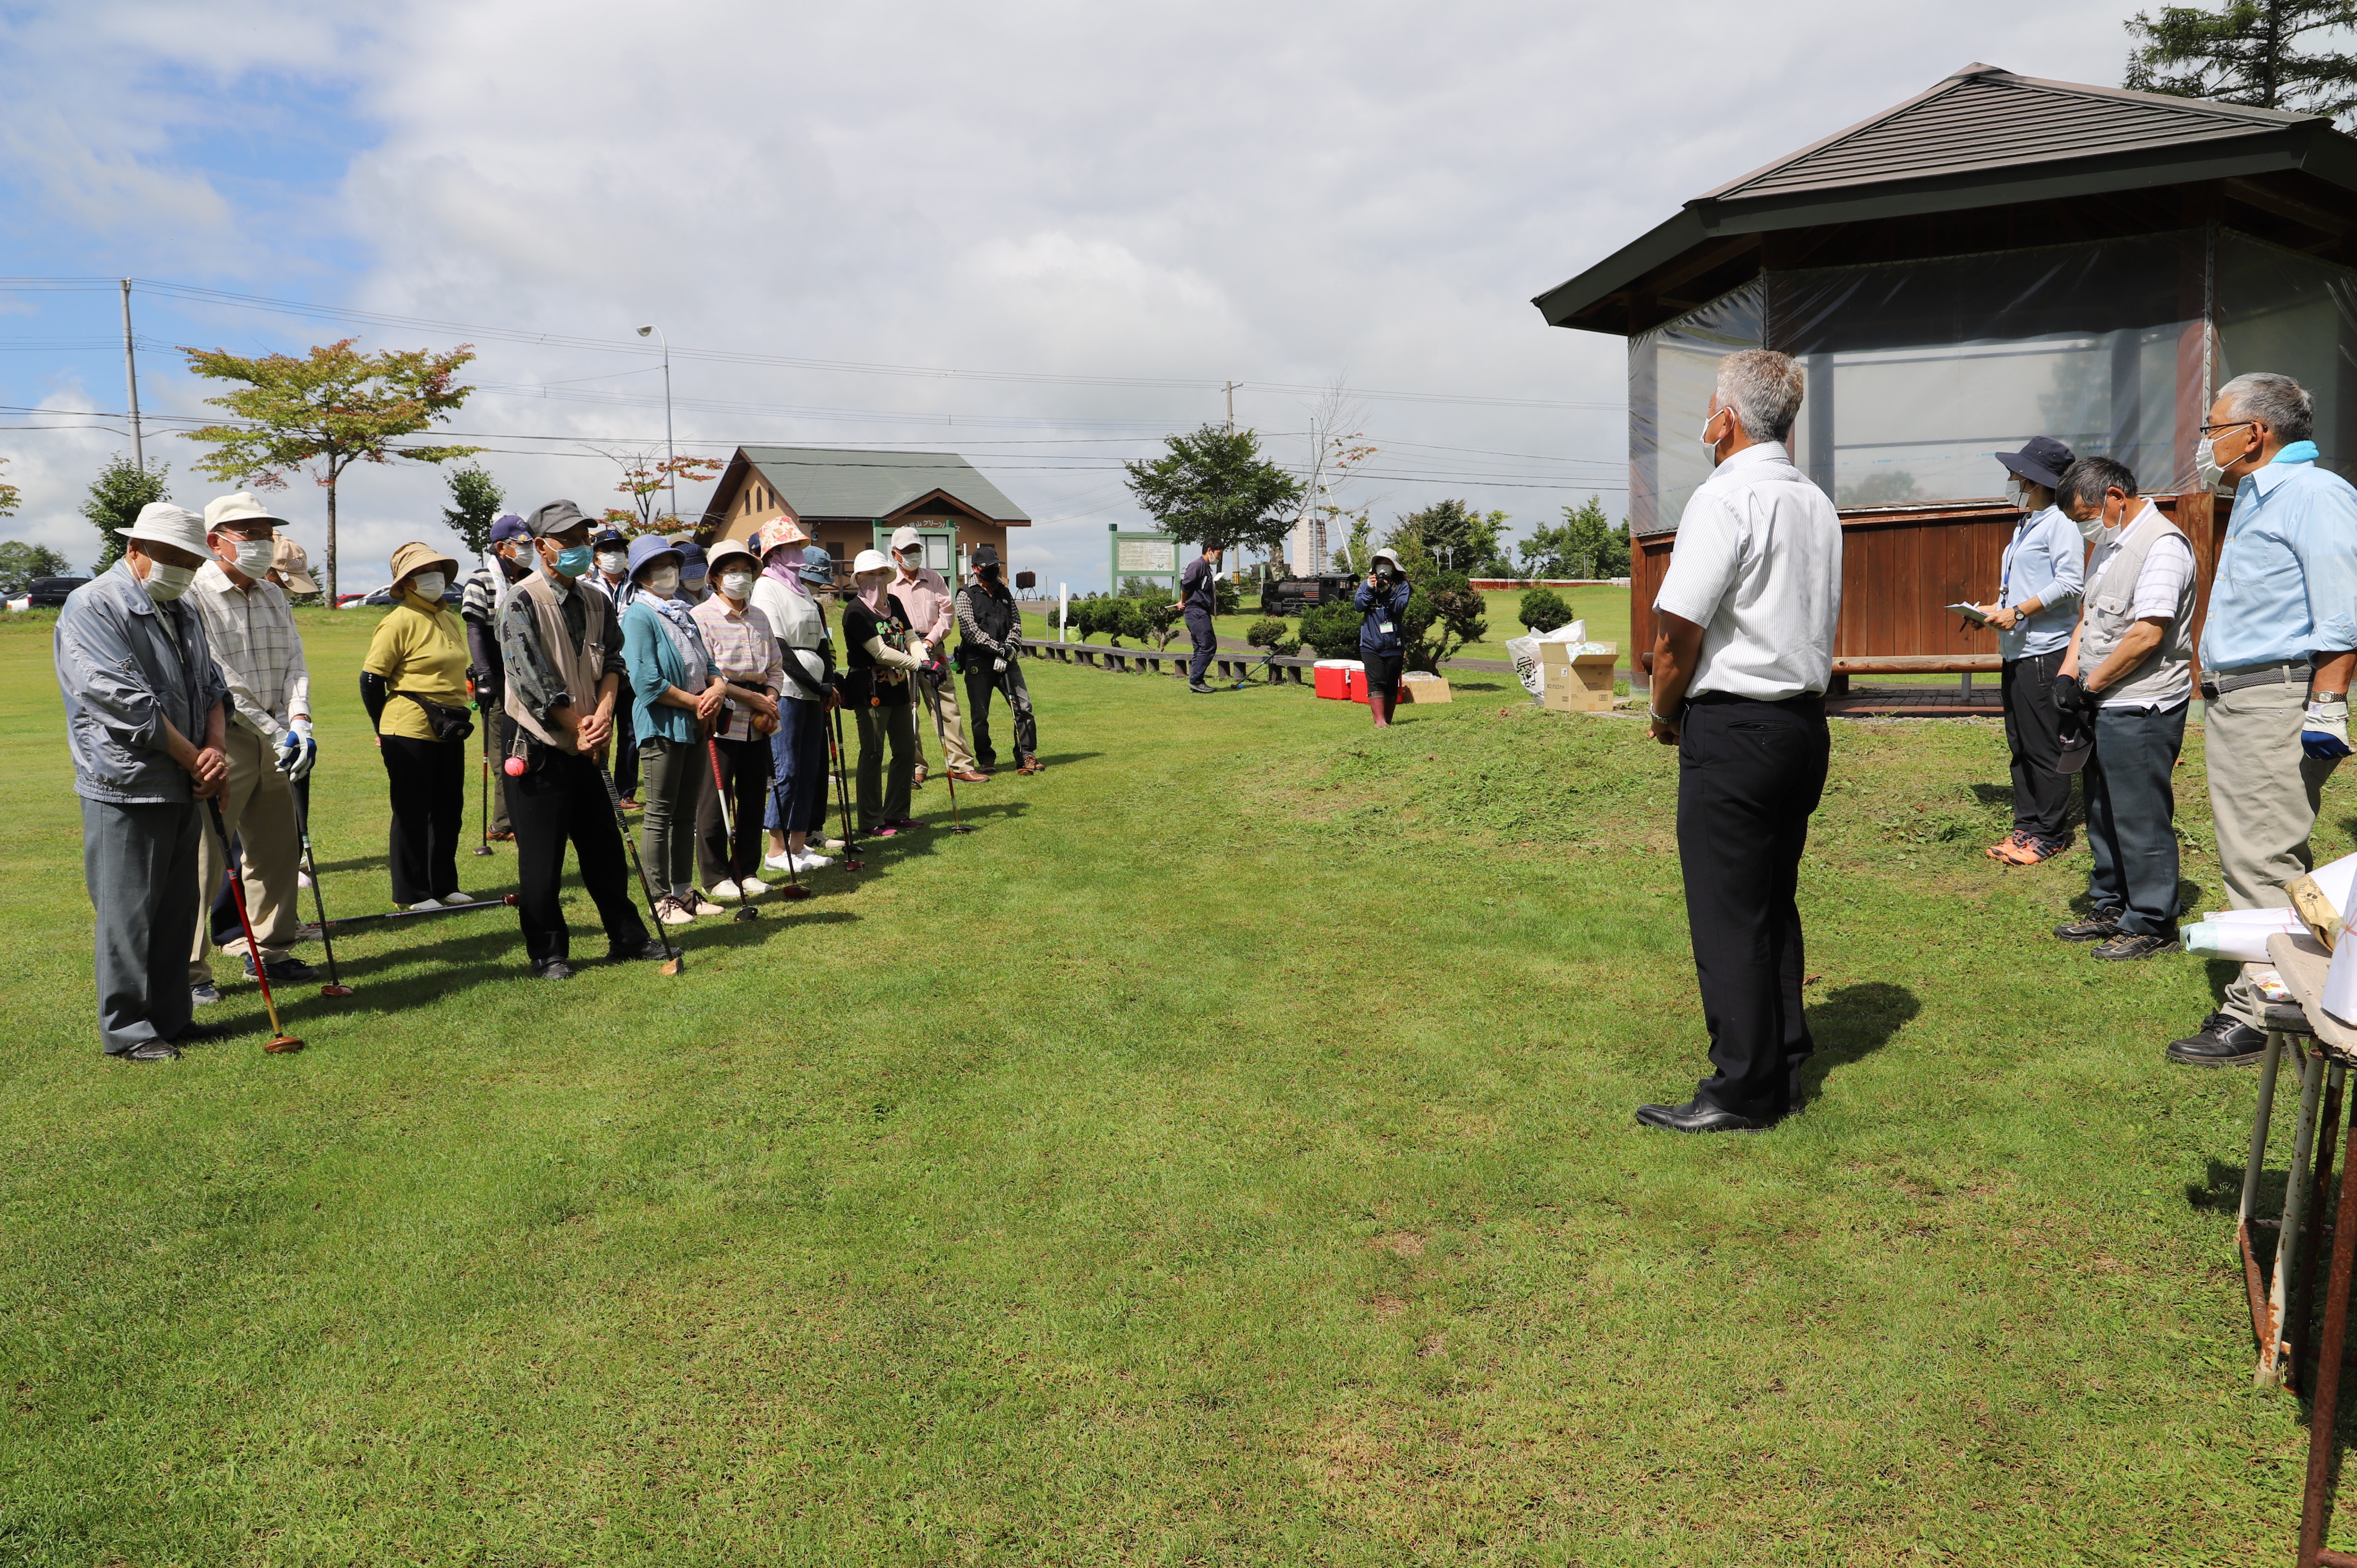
{"left": 592, "top": 525, "right": 628, "bottom": 549}
{"left": 1994, "top": 435, "right": 2077, "bottom": 491}
{"left": 675, "top": 541, "right": 708, "bottom": 578}
{"left": 798, "top": 545, "right": 833, "bottom": 585}
{"left": 971, "top": 543, "right": 1001, "bottom": 569}
{"left": 489, "top": 513, "right": 530, "bottom": 544}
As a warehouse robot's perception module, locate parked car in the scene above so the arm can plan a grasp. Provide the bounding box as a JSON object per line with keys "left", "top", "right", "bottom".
{"left": 1259, "top": 573, "right": 1360, "bottom": 617}
{"left": 18, "top": 576, "right": 91, "bottom": 609}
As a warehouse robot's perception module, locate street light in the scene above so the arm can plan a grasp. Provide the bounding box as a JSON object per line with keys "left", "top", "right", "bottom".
{"left": 635, "top": 324, "right": 675, "bottom": 521}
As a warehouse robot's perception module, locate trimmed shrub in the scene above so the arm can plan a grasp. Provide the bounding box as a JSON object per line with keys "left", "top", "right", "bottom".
{"left": 1297, "top": 600, "right": 1363, "bottom": 661}
{"left": 1245, "top": 616, "right": 1300, "bottom": 657}
{"left": 1518, "top": 587, "right": 1575, "bottom": 633}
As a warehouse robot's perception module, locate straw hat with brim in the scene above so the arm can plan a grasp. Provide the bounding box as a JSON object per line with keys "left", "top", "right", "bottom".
{"left": 852, "top": 548, "right": 891, "bottom": 577}
{"left": 271, "top": 535, "right": 319, "bottom": 594}
{"left": 121, "top": 504, "right": 208, "bottom": 558}
{"left": 203, "top": 492, "right": 288, "bottom": 533}
{"left": 390, "top": 542, "right": 459, "bottom": 591}
{"left": 755, "top": 517, "right": 810, "bottom": 557}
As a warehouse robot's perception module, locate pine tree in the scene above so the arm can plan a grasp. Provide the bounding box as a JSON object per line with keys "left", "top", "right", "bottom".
{"left": 2126, "top": 1, "right": 2357, "bottom": 123}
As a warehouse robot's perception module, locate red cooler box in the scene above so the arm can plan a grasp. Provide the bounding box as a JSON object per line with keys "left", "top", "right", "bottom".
{"left": 1313, "top": 659, "right": 1364, "bottom": 700}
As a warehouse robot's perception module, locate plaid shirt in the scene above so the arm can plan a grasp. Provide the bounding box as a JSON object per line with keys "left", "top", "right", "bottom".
{"left": 690, "top": 595, "right": 783, "bottom": 741}
{"left": 188, "top": 560, "right": 309, "bottom": 739}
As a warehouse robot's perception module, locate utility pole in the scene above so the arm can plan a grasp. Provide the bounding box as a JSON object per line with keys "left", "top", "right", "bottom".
{"left": 1224, "top": 380, "right": 1237, "bottom": 433}
{"left": 119, "top": 279, "right": 143, "bottom": 468}
{"left": 636, "top": 324, "right": 674, "bottom": 519}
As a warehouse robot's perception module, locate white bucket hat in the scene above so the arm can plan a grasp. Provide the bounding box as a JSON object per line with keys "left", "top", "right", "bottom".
{"left": 851, "top": 548, "right": 892, "bottom": 576}
{"left": 888, "top": 525, "right": 924, "bottom": 555}
{"left": 203, "top": 492, "right": 288, "bottom": 534}
{"left": 120, "top": 503, "right": 209, "bottom": 557}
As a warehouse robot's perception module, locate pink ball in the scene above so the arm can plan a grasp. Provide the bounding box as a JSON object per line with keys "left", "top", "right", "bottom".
{"left": 503, "top": 757, "right": 526, "bottom": 777}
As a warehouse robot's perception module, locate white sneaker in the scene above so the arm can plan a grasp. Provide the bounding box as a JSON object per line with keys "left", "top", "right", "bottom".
{"left": 710, "top": 880, "right": 742, "bottom": 901}
{"left": 793, "top": 850, "right": 834, "bottom": 872}
{"left": 763, "top": 852, "right": 793, "bottom": 871}
{"left": 408, "top": 898, "right": 443, "bottom": 912}
{"left": 656, "top": 896, "right": 696, "bottom": 927}
{"left": 738, "top": 877, "right": 768, "bottom": 896}
{"left": 820, "top": 837, "right": 845, "bottom": 851}
{"left": 440, "top": 889, "right": 473, "bottom": 905}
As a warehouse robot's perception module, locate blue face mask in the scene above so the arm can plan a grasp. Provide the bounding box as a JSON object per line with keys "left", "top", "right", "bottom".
{"left": 554, "top": 544, "right": 594, "bottom": 579}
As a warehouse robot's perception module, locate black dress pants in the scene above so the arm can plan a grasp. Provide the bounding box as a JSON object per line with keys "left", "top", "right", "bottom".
{"left": 695, "top": 734, "right": 772, "bottom": 888}
{"left": 963, "top": 660, "right": 1036, "bottom": 765}
{"left": 1675, "top": 695, "right": 1830, "bottom": 1119}
{"left": 1186, "top": 610, "right": 1216, "bottom": 683}
{"left": 507, "top": 751, "right": 652, "bottom": 967}
{"left": 1999, "top": 650, "right": 2072, "bottom": 841}
{"left": 380, "top": 734, "right": 465, "bottom": 905}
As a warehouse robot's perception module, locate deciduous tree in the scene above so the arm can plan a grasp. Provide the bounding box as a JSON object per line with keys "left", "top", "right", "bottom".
{"left": 180, "top": 338, "right": 481, "bottom": 603}
{"left": 79, "top": 455, "right": 171, "bottom": 572}
{"left": 0, "top": 457, "right": 19, "bottom": 520}
{"left": 1122, "top": 425, "right": 1303, "bottom": 563}
{"left": 0, "top": 540, "right": 71, "bottom": 594}
{"left": 2126, "top": 0, "right": 2357, "bottom": 121}
{"left": 441, "top": 463, "right": 506, "bottom": 560}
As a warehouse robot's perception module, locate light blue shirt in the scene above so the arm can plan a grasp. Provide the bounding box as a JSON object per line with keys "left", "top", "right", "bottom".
{"left": 2201, "top": 441, "right": 2357, "bottom": 672}
{"left": 1996, "top": 504, "right": 2083, "bottom": 659}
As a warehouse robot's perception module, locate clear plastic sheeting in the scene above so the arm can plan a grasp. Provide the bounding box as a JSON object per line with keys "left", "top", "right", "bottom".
{"left": 2216, "top": 232, "right": 2357, "bottom": 484}
{"left": 1627, "top": 282, "right": 1762, "bottom": 536}
{"left": 1626, "top": 232, "right": 2211, "bottom": 534}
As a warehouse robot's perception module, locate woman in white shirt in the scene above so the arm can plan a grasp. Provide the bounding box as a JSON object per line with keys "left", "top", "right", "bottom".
{"left": 748, "top": 519, "right": 840, "bottom": 874}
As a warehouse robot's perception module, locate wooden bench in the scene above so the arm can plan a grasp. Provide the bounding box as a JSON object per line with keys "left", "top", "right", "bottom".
{"left": 1014, "top": 638, "right": 1315, "bottom": 684}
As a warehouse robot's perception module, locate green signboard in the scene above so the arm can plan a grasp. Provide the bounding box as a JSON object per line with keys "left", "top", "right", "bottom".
{"left": 1108, "top": 525, "right": 1179, "bottom": 594}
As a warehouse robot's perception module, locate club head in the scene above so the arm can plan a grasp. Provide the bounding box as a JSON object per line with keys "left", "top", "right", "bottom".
{"left": 844, "top": 856, "right": 865, "bottom": 871}
{"left": 263, "top": 1034, "right": 305, "bottom": 1054}
{"left": 320, "top": 983, "right": 356, "bottom": 999}
{"left": 777, "top": 884, "right": 812, "bottom": 900}
{"left": 472, "top": 845, "right": 495, "bottom": 857}
{"left": 948, "top": 824, "right": 975, "bottom": 835}
{"left": 733, "top": 905, "right": 763, "bottom": 922}
{"left": 660, "top": 955, "right": 684, "bottom": 976}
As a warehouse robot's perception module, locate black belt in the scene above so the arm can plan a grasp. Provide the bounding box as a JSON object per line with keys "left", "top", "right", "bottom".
{"left": 1686, "top": 691, "right": 1825, "bottom": 710}
{"left": 2200, "top": 661, "right": 2310, "bottom": 701}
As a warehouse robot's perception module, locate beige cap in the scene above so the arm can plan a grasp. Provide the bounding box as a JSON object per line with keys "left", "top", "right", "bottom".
{"left": 120, "top": 503, "right": 208, "bottom": 557}
{"left": 271, "top": 535, "right": 319, "bottom": 594}
{"left": 203, "top": 492, "right": 288, "bottom": 533}
{"left": 888, "top": 524, "right": 925, "bottom": 555}
{"left": 389, "top": 540, "right": 458, "bottom": 590}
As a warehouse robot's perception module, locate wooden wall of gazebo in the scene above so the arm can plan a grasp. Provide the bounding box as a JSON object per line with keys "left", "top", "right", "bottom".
{"left": 1628, "top": 493, "right": 2223, "bottom": 691}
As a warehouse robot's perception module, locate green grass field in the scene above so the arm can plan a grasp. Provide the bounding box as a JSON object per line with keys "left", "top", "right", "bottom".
{"left": 3, "top": 604, "right": 2354, "bottom": 1563}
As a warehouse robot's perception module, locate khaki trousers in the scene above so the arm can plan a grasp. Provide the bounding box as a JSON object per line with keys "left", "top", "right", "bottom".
{"left": 917, "top": 668, "right": 976, "bottom": 772}
{"left": 190, "top": 724, "right": 303, "bottom": 982}
{"left": 2209, "top": 677, "right": 2343, "bottom": 1026}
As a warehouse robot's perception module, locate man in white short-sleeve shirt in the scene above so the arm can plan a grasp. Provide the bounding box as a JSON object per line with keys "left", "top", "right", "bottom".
{"left": 1639, "top": 348, "right": 1843, "bottom": 1135}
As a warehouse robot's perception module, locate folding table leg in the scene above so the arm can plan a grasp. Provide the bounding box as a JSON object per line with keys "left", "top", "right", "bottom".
{"left": 2249, "top": 1036, "right": 2290, "bottom": 1377}
{"left": 2298, "top": 1113, "right": 2357, "bottom": 1567}
{"left": 2298, "top": 1064, "right": 2351, "bottom": 1395}
{"left": 2270, "top": 1051, "right": 2329, "bottom": 1388}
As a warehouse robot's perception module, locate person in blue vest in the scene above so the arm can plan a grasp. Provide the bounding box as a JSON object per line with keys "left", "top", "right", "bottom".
{"left": 2167, "top": 372, "right": 2357, "bottom": 1065}
{"left": 1355, "top": 547, "right": 1413, "bottom": 726}
{"left": 1975, "top": 434, "right": 2082, "bottom": 866}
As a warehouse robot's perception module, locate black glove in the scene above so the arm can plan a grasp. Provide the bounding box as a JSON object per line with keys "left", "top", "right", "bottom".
{"left": 2053, "top": 674, "right": 2083, "bottom": 715}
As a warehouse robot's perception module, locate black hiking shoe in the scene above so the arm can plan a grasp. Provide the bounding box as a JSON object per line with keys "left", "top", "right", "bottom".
{"left": 2094, "top": 931, "right": 2177, "bottom": 961}
{"left": 2054, "top": 914, "right": 2123, "bottom": 943}
{"left": 2167, "top": 1011, "right": 2269, "bottom": 1067}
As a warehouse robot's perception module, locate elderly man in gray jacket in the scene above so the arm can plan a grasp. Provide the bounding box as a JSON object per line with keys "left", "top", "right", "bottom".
{"left": 56, "top": 504, "right": 236, "bottom": 1060}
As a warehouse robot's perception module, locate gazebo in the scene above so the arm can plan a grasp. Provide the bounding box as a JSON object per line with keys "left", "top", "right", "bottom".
{"left": 1533, "top": 63, "right": 2357, "bottom": 698}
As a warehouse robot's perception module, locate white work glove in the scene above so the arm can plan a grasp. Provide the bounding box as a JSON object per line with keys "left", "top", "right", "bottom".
{"left": 2304, "top": 698, "right": 2352, "bottom": 760}
{"left": 993, "top": 657, "right": 1007, "bottom": 672}
{"left": 280, "top": 717, "right": 318, "bottom": 779}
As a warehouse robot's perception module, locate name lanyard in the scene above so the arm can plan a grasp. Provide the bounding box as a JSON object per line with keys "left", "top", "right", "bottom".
{"left": 2000, "top": 513, "right": 2037, "bottom": 607}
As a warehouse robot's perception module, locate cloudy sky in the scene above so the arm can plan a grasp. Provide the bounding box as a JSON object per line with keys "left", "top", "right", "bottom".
{"left": 0, "top": 0, "right": 2143, "bottom": 594}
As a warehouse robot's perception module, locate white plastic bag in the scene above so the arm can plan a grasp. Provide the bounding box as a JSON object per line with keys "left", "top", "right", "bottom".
{"left": 1508, "top": 619, "right": 1586, "bottom": 698}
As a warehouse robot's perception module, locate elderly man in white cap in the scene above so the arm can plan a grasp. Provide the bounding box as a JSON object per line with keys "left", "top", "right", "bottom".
{"left": 54, "top": 503, "right": 235, "bottom": 1060}
{"left": 185, "top": 492, "right": 318, "bottom": 1004}
{"left": 886, "top": 525, "right": 986, "bottom": 783}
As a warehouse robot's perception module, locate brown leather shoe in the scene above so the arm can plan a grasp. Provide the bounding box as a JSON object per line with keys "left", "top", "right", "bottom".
{"left": 949, "top": 766, "right": 988, "bottom": 783}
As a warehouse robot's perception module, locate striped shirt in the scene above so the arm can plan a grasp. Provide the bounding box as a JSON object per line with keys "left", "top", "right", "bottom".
{"left": 188, "top": 560, "right": 309, "bottom": 739}
{"left": 690, "top": 595, "right": 784, "bottom": 741}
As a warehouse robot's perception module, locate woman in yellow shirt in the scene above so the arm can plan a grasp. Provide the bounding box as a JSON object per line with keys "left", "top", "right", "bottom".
{"left": 360, "top": 542, "right": 474, "bottom": 911}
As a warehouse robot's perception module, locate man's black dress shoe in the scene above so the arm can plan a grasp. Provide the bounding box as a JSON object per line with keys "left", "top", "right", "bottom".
{"left": 2167, "top": 1011, "right": 2270, "bottom": 1066}
{"left": 532, "top": 960, "right": 575, "bottom": 981}
{"left": 121, "top": 1041, "right": 181, "bottom": 1062}
{"left": 606, "top": 936, "right": 675, "bottom": 964}
{"left": 1635, "top": 1099, "right": 1773, "bottom": 1134}
{"left": 173, "top": 1019, "right": 241, "bottom": 1042}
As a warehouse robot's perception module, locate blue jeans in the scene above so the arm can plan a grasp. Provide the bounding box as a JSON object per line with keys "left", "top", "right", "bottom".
{"left": 764, "top": 700, "right": 829, "bottom": 834}
{"left": 2083, "top": 702, "right": 2187, "bottom": 936}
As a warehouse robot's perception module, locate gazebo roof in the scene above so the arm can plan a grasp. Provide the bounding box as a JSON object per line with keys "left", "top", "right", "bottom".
{"left": 1535, "top": 64, "right": 2357, "bottom": 337}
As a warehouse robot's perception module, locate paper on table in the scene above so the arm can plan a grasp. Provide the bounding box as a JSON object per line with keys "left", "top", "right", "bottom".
{"left": 2325, "top": 934, "right": 2357, "bottom": 1025}
{"left": 2185, "top": 915, "right": 2301, "bottom": 962}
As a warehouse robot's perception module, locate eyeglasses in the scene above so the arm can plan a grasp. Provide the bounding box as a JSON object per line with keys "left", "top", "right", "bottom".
{"left": 2199, "top": 420, "right": 2258, "bottom": 437}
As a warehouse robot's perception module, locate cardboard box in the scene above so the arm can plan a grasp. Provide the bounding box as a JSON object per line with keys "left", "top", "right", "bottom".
{"left": 1313, "top": 659, "right": 1363, "bottom": 701}
{"left": 1400, "top": 671, "right": 1452, "bottom": 704}
{"left": 1539, "top": 642, "right": 1618, "bottom": 713}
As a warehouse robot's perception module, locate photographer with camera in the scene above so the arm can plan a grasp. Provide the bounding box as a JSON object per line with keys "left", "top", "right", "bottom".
{"left": 1354, "top": 547, "right": 1413, "bottom": 727}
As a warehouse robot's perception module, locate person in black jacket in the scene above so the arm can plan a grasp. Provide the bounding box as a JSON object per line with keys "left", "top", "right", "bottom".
{"left": 955, "top": 544, "right": 1039, "bottom": 775}
{"left": 1181, "top": 540, "right": 1224, "bottom": 694}
{"left": 1355, "top": 547, "right": 1413, "bottom": 727}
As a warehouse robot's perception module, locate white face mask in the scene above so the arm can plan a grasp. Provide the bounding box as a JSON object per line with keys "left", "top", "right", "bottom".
{"left": 143, "top": 561, "right": 195, "bottom": 602}
{"left": 644, "top": 566, "right": 680, "bottom": 595}
{"left": 411, "top": 572, "right": 447, "bottom": 600}
{"left": 2074, "top": 510, "right": 2108, "bottom": 543}
{"left": 719, "top": 571, "right": 751, "bottom": 599}
{"left": 597, "top": 549, "right": 629, "bottom": 574}
{"left": 2194, "top": 429, "right": 2244, "bottom": 491}
{"left": 2003, "top": 480, "right": 2026, "bottom": 509}
{"left": 230, "top": 538, "right": 276, "bottom": 577}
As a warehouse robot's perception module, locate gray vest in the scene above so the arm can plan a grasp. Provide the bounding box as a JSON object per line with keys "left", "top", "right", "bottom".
{"left": 2081, "top": 507, "right": 2194, "bottom": 709}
